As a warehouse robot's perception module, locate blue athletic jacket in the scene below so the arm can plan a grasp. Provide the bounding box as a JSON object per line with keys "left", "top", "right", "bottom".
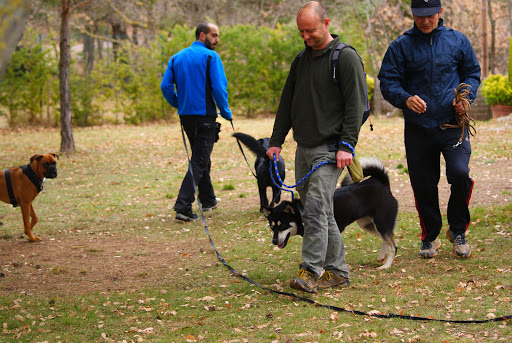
{"left": 378, "top": 19, "right": 480, "bottom": 128}
{"left": 161, "top": 41, "right": 232, "bottom": 120}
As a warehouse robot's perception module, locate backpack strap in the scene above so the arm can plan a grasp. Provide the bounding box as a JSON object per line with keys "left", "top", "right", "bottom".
{"left": 331, "top": 43, "right": 363, "bottom": 85}
{"left": 330, "top": 42, "right": 372, "bottom": 129}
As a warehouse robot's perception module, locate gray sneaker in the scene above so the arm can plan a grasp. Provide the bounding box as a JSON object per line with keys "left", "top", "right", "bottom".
{"left": 446, "top": 230, "right": 471, "bottom": 258}
{"left": 419, "top": 238, "right": 441, "bottom": 258}
{"left": 317, "top": 271, "right": 350, "bottom": 290}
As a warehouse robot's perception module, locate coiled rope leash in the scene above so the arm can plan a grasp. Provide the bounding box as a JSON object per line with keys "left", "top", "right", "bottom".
{"left": 441, "top": 83, "right": 477, "bottom": 148}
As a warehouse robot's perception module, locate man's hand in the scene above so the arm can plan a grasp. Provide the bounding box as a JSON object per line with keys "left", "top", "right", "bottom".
{"left": 453, "top": 98, "right": 468, "bottom": 115}
{"left": 336, "top": 150, "right": 353, "bottom": 169}
{"left": 266, "top": 147, "right": 282, "bottom": 161}
{"left": 406, "top": 95, "right": 427, "bottom": 114}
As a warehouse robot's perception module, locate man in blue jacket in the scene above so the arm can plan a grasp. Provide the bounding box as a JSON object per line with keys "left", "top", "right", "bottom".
{"left": 161, "top": 21, "right": 232, "bottom": 221}
{"left": 378, "top": 0, "right": 480, "bottom": 259}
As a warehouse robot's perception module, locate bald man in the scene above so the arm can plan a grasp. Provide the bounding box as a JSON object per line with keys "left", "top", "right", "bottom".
{"left": 266, "top": 1, "right": 366, "bottom": 293}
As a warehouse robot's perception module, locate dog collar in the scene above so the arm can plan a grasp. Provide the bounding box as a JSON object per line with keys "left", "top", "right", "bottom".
{"left": 21, "top": 164, "right": 44, "bottom": 193}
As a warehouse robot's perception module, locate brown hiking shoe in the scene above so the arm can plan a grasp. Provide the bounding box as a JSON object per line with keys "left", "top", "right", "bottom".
{"left": 317, "top": 271, "right": 350, "bottom": 290}
{"left": 446, "top": 230, "right": 471, "bottom": 258}
{"left": 419, "top": 238, "right": 441, "bottom": 258}
{"left": 290, "top": 269, "right": 318, "bottom": 293}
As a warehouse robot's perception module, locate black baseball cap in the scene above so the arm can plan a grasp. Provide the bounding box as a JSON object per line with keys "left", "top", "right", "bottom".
{"left": 411, "top": 0, "right": 442, "bottom": 16}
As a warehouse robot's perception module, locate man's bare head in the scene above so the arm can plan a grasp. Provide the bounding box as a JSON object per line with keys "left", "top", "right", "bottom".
{"left": 296, "top": 1, "right": 332, "bottom": 50}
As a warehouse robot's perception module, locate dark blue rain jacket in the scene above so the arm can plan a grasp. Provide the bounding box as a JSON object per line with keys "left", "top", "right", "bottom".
{"left": 378, "top": 19, "right": 480, "bottom": 128}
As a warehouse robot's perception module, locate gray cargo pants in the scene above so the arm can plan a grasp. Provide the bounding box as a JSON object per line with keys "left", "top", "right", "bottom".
{"left": 295, "top": 144, "right": 349, "bottom": 280}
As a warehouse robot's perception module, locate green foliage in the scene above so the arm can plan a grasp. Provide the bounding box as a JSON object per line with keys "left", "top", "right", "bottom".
{"left": 221, "top": 23, "right": 303, "bottom": 117}
{"left": 509, "top": 36, "right": 512, "bottom": 84}
{"left": 366, "top": 74, "right": 374, "bottom": 102}
{"left": 0, "top": 23, "right": 379, "bottom": 127}
{"left": 0, "top": 28, "right": 58, "bottom": 127}
{"left": 481, "top": 74, "right": 512, "bottom": 106}
{"left": 70, "top": 74, "right": 102, "bottom": 126}
{"left": 121, "top": 42, "right": 168, "bottom": 124}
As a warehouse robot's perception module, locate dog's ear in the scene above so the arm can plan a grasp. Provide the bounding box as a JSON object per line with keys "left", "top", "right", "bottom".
{"left": 292, "top": 198, "right": 303, "bottom": 214}
{"left": 30, "top": 154, "right": 43, "bottom": 163}
{"left": 260, "top": 138, "right": 270, "bottom": 149}
{"left": 50, "top": 153, "right": 59, "bottom": 160}
{"left": 260, "top": 205, "right": 272, "bottom": 217}
{"left": 283, "top": 203, "right": 296, "bottom": 214}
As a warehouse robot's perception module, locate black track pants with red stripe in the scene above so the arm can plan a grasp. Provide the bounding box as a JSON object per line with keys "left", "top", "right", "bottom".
{"left": 405, "top": 123, "right": 474, "bottom": 243}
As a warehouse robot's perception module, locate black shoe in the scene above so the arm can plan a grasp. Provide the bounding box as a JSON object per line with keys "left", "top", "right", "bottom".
{"left": 201, "top": 199, "right": 219, "bottom": 212}
{"left": 175, "top": 210, "right": 199, "bottom": 221}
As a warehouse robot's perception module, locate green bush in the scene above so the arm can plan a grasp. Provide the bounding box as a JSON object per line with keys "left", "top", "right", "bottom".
{"left": 71, "top": 74, "right": 102, "bottom": 126}
{"left": 481, "top": 74, "right": 512, "bottom": 106}
{"left": 0, "top": 29, "right": 58, "bottom": 127}
{"left": 221, "top": 23, "right": 303, "bottom": 117}
{"left": 0, "top": 24, "right": 378, "bottom": 127}
{"left": 366, "top": 74, "right": 374, "bottom": 102}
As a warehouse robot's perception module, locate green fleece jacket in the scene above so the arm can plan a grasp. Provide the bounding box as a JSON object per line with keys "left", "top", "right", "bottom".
{"left": 269, "top": 35, "right": 365, "bottom": 154}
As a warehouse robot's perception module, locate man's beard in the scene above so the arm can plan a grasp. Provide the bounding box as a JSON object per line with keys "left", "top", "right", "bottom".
{"left": 205, "top": 37, "right": 217, "bottom": 50}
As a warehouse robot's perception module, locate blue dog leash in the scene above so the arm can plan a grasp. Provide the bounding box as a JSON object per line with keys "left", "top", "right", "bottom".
{"left": 269, "top": 141, "right": 356, "bottom": 200}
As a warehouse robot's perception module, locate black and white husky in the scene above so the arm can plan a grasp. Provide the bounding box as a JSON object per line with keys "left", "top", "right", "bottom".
{"left": 232, "top": 132, "right": 285, "bottom": 212}
{"left": 262, "top": 157, "right": 399, "bottom": 270}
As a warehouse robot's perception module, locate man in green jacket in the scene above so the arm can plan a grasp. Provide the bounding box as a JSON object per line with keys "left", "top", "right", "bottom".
{"left": 266, "top": 1, "right": 365, "bottom": 293}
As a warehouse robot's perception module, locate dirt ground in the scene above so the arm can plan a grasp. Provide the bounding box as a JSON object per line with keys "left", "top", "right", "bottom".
{"left": 0, "top": 159, "right": 510, "bottom": 297}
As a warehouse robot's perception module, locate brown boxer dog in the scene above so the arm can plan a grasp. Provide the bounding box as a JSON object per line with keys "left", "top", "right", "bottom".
{"left": 0, "top": 153, "right": 58, "bottom": 241}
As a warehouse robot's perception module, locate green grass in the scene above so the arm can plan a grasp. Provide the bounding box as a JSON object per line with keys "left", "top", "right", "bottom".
{"left": 0, "top": 116, "right": 511, "bottom": 342}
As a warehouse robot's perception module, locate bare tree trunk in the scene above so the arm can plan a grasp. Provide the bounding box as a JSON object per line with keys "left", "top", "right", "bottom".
{"left": 488, "top": 0, "right": 496, "bottom": 74}
{"left": 96, "top": 23, "right": 103, "bottom": 60}
{"left": 0, "top": 0, "right": 31, "bottom": 79}
{"left": 83, "top": 23, "right": 95, "bottom": 74}
{"left": 481, "top": 0, "right": 488, "bottom": 78}
{"left": 59, "top": 0, "right": 75, "bottom": 153}
{"left": 132, "top": 25, "right": 139, "bottom": 46}
{"left": 112, "top": 22, "right": 126, "bottom": 62}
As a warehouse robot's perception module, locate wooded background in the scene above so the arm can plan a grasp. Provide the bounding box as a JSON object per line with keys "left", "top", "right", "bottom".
{"left": 0, "top": 0, "right": 511, "bottom": 152}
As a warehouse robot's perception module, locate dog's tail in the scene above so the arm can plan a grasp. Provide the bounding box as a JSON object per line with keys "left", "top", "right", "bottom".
{"left": 232, "top": 132, "right": 268, "bottom": 158}
{"left": 341, "top": 157, "right": 390, "bottom": 187}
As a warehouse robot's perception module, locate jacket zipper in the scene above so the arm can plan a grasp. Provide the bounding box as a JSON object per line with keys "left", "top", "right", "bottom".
{"left": 429, "top": 37, "right": 433, "bottom": 126}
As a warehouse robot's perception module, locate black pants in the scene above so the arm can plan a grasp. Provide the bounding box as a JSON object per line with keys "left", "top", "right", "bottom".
{"left": 405, "top": 123, "right": 474, "bottom": 243}
{"left": 174, "top": 116, "right": 217, "bottom": 213}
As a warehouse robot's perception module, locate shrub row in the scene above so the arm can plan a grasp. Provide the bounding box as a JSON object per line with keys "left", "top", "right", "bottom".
{"left": 0, "top": 24, "right": 377, "bottom": 127}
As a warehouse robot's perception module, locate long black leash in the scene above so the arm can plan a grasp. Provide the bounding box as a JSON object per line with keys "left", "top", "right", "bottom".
{"left": 179, "top": 121, "right": 512, "bottom": 325}
{"left": 230, "top": 120, "right": 257, "bottom": 179}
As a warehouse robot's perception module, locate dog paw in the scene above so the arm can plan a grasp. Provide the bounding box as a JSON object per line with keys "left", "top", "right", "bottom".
{"left": 29, "top": 236, "right": 41, "bottom": 242}
{"left": 376, "top": 265, "right": 390, "bottom": 270}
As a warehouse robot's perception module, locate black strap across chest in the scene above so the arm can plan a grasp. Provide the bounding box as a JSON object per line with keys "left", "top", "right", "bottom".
{"left": 4, "top": 169, "right": 18, "bottom": 207}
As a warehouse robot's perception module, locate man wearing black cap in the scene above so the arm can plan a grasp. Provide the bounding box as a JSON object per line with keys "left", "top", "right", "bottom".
{"left": 378, "top": 0, "right": 481, "bottom": 259}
